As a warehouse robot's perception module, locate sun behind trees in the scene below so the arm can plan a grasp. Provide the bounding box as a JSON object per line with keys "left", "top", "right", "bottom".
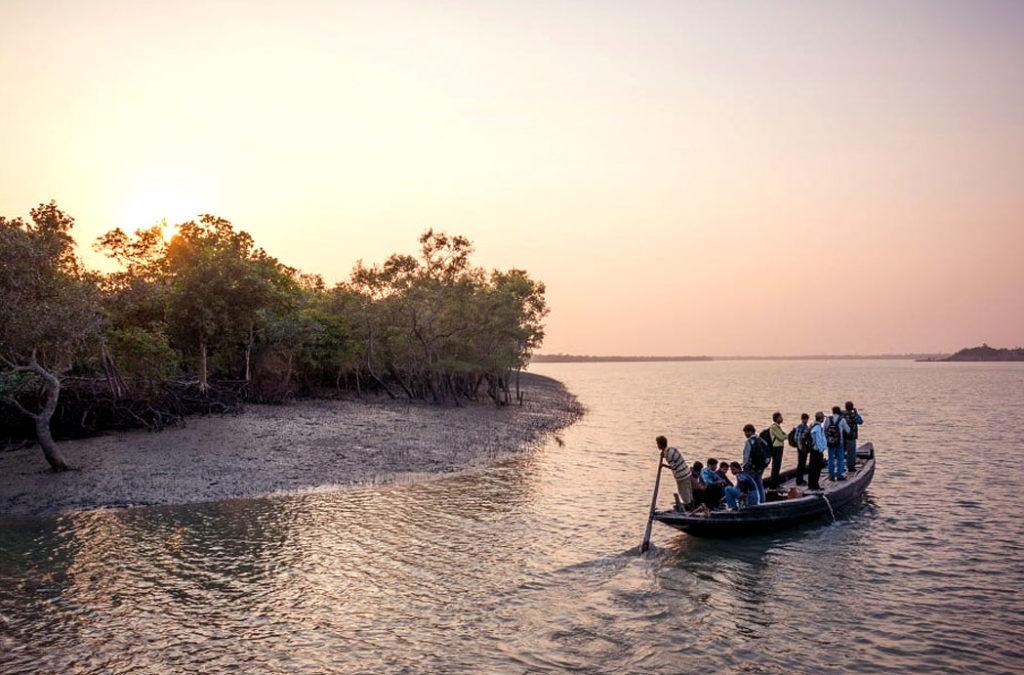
{"left": 1, "top": 202, "right": 548, "bottom": 470}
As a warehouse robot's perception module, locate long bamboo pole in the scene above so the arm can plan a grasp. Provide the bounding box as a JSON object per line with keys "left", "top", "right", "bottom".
{"left": 640, "top": 450, "right": 666, "bottom": 553}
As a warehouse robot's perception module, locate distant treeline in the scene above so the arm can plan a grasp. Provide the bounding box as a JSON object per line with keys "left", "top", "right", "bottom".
{"left": 532, "top": 353, "right": 945, "bottom": 363}
{"left": 927, "top": 344, "right": 1024, "bottom": 362}
{"left": 1, "top": 202, "right": 547, "bottom": 470}
{"left": 532, "top": 354, "right": 711, "bottom": 363}
{"left": 717, "top": 354, "right": 947, "bottom": 361}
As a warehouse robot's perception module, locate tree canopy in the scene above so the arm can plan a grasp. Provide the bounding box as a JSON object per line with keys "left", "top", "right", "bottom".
{"left": 2, "top": 202, "right": 549, "bottom": 466}
{"left": 0, "top": 203, "right": 102, "bottom": 469}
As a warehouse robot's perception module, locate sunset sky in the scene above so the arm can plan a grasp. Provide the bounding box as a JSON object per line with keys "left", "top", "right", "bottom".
{"left": 2, "top": 0, "right": 1022, "bottom": 356}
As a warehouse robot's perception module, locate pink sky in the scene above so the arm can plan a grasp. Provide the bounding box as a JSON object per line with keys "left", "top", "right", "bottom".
{"left": 2, "top": 1, "right": 1022, "bottom": 355}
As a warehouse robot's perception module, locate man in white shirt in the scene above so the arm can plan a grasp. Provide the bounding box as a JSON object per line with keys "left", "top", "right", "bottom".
{"left": 656, "top": 435, "right": 693, "bottom": 510}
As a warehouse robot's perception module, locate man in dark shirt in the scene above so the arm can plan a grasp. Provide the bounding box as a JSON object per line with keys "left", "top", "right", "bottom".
{"left": 793, "top": 413, "right": 810, "bottom": 486}
{"left": 844, "top": 401, "right": 864, "bottom": 473}
{"left": 716, "top": 461, "right": 732, "bottom": 485}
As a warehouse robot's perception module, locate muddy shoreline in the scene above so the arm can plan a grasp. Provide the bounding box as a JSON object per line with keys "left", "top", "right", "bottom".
{"left": 0, "top": 373, "right": 581, "bottom": 518}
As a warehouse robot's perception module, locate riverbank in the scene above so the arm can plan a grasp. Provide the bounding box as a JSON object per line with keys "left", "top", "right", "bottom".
{"left": 0, "top": 373, "right": 582, "bottom": 518}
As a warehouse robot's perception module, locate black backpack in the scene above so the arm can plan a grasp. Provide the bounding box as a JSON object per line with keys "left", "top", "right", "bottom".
{"left": 759, "top": 427, "right": 773, "bottom": 449}
{"left": 825, "top": 418, "right": 841, "bottom": 447}
{"left": 800, "top": 425, "right": 816, "bottom": 453}
{"left": 787, "top": 428, "right": 797, "bottom": 448}
{"left": 845, "top": 410, "right": 859, "bottom": 440}
{"left": 749, "top": 435, "right": 770, "bottom": 472}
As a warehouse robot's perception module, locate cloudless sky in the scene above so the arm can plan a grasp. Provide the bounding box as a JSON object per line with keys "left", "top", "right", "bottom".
{"left": 2, "top": 0, "right": 1022, "bottom": 355}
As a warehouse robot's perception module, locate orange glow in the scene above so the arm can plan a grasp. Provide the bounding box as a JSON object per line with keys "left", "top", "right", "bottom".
{"left": 1, "top": 1, "right": 1022, "bottom": 355}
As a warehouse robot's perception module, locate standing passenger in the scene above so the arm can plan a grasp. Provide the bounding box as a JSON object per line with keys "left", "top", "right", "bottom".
{"left": 808, "top": 412, "right": 827, "bottom": 490}
{"left": 768, "top": 412, "right": 787, "bottom": 488}
{"left": 793, "top": 413, "right": 811, "bottom": 486}
{"left": 656, "top": 436, "right": 693, "bottom": 510}
{"left": 741, "top": 424, "right": 768, "bottom": 503}
{"left": 844, "top": 401, "right": 864, "bottom": 473}
{"left": 824, "top": 406, "right": 851, "bottom": 481}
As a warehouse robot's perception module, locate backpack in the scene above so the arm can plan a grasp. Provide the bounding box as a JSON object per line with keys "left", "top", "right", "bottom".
{"left": 759, "top": 427, "right": 774, "bottom": 448}
{"left": 844, "top": 410, "right": 859, "bottom": 440}
{"left": 800, "top": 425, "right": 816, "bottom": 453}
{"left": 825, "top": 418, "right": 841, "bottom": 447}
{"left": 787, "top": 428, "right": 797, "bottom": 448}
{"left": 748, "top": 435, "right": 770, "bottom": 472}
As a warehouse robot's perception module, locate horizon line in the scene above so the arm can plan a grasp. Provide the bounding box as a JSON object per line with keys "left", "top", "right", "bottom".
{"left": 531, "top": 352, "right": 950, "bottom": 362}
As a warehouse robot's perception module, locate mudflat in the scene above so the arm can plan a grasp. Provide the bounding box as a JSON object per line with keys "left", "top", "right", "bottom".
{"left": 0, "top": 373, "right": 581, "bottom": 518}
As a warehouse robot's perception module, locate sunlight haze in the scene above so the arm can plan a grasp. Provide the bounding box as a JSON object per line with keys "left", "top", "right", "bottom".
{"left": 2, "top": 0, "right": 1022, "bottom": 355}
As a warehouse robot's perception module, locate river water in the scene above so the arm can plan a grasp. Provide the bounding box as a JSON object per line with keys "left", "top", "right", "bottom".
{"left": 2, "top": 360, "right": 1023, "bottom": 673}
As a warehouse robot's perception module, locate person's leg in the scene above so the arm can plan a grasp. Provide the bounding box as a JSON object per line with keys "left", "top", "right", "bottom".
{"left": 752, "top": 471, "right": 766, "bottom": 502}
{"left": 796, "top": 448, "right": 808, "bottom": 485}
{"left": 770, "top": 447, "right": 783, "bottom": 488}
{"left": 746, "top": 488, "right": 760, "bottom": 507}
{"left": 808, "top": 451, "right": 822, "bottom": 489}
{"left": 676, "top": 477, "right": 693, "bottom": 509}
{"left": 724, "top": 486, "right": 740, "bottom": 509}
{"left": 846, "top": 438, "right": 857, "bottom": 472}
{"left": 835, "top": 445, "right": 846, "bottom": 479}
{"left": 827, "top": 446, "right": 837, "bottom": 479}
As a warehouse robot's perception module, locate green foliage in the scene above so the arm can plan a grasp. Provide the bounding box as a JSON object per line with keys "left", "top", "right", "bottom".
{"left": 97, "top": 215, "right": 301, "bottom": 387}
{"left": 0, "top": 202, "right": 102, "bottom": 372}
{"left": 107, "top": 326, "right": 179, "bottom": 380}
{"left": 335, "top": 229, "right": 547, "bottom": 402}
{"left": 0, "top": 205, "right": 549, "bottom": 406}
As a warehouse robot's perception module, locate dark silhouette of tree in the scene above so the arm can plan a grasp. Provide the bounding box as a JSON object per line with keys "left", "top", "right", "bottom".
{"left": 0, "top": 202, "right": 102, "bottom": 470}
{"left": 3, "top": 204, "right": 552, "bottom": 466}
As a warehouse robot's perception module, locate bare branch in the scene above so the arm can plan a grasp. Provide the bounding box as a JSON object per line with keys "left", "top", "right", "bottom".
{"left": 1, "top": 395, "right": 39, "bottom": 421}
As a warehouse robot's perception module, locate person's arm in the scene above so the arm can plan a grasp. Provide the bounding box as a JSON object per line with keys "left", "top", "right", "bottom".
{"left": 771, "top": 423, "right": 786, "bottom": 445}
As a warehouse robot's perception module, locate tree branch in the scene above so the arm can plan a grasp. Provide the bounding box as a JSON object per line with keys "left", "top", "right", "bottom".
{"left": 1, "top": 395, "right": 39, "bottom": 421}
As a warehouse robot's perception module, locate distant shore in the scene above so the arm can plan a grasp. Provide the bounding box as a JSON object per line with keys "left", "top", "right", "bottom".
{"left": 917, "top": 344, "right": 1024, "bottom": 362}
{"left": 0, "top": 373, "right": 582, "bottom": 518}
{"left": 532, "top": 353, "right": 946, "bottom": 363}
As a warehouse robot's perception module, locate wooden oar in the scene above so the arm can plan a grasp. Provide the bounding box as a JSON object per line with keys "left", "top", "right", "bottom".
{"left": 640, "top": 450, "right": 665, "bottom": 553}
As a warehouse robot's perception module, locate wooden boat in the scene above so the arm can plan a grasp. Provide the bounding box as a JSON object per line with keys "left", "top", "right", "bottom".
{"left": 652, "top": 442, "right": 876, "bottom": 538}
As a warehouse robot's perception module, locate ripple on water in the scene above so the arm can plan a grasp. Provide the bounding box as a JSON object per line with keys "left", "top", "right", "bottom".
{"left": 3, "top": 361, "right": 1024, "bottom": 673}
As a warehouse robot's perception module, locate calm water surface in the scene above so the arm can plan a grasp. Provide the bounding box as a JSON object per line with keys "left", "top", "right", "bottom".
{"left": 2, "top": 361, "right": 1024, "bottom": 673}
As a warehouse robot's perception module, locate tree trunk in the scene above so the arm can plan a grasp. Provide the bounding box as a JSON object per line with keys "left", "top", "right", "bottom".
{"left": 283, "top": 353, "right": 294, "bottom": 394}
{"left": 244, "top": 323, "right": 254, "bottom": 382}
{"left": 388, "top": 366, "right": 415, "bottom": 399}
{"left": 9, "top": 356, "right": 70, "bottom": 471}
{"left": 198, "top": 338, "right": 209, "bottom": 393}
{"left": 35, "top": 414, "right": 69, "bottom": 472}
{"left": 100, "top": 343, "right": 126, "bottom": 399}
{"left": 366, "top": 363, "right": 397, "bottom": 399}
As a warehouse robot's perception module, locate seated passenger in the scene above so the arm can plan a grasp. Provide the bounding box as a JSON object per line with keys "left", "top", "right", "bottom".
{"left": 725, "top": 461, "right": 762, "bottom": 509}
{"left": 700, "top": 458, "right": 727, "bottom": 508}
{"left": 690, "top": 461, "right": 707, "bottom": 506}
{"left": 716, "top": 461, "right": 732, "bottom": 486}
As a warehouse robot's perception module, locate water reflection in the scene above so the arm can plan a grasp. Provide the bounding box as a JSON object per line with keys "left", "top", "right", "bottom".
{"left": 3, "top": 361, "right": 1024, "bottom": 673}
